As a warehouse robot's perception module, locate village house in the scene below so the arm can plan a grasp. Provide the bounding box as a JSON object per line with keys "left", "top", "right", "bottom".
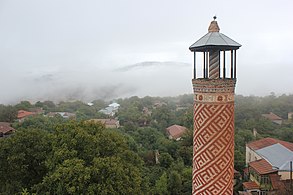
{"left": 0, "top": 122, "right": 15, "bottom": 137}
{"left": 165, "top": 124, "right": 187, "bottom": 141}
{"left": 87, "top": 102, "right": 94, "bottom": 106}
{"left": 87, "top": 119, "right": 120, "bottom": 129}
{"left": 99, "top": 103, "right": 120, "bottom": 117}
{"left": 108, "top": 102, "right": 120, "bottom": 110}
{"left": 261, "top": 112, "right": 283, "bottom": 125}
{"left": 243, "top": 159, "right": 286, "bottom": 194}
{"left": 241, "top": 138, "right": 293, "bottom": 194}
{"left": 242, "top": 181, "right": 262, "bottom": 195}
{"left": 17, "top": 110, "right": 36, "bottom": 122}
{"left": 99, "top": 107, "right": 116, "bottom": 116}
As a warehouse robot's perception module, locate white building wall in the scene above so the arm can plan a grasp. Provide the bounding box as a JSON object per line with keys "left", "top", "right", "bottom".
{"left": 279, "top": 171, "right": 292, "bottom": 180}
{"left": 245, "top": 146, "right": 262, "bottom": 164}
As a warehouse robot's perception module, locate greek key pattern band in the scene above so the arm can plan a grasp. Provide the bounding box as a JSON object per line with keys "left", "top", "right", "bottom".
{"left": 192, "top": 79, "right": 235, "bottom": 195}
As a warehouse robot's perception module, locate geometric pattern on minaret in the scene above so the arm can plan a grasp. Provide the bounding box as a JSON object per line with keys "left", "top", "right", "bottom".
{"left": 192, "top": 79, "right": 235, "bottom": 194}
{"left": 189, "top": 17, "right": 241, "bottom": 195}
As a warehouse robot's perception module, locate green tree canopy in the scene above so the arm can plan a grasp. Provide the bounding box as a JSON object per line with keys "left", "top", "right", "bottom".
{"left": 0, "top": 104, "right": 17, "bottom": 122}
{"left": 0, "top": 128, "right": 52, "bottom": 194}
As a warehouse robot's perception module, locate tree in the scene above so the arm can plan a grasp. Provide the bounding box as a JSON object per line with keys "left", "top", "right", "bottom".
{"left": 15, "top": 101, "right": 34, "bottom": 110}
{"left": 91, "top": 99, "right": 107, "bottom": 111}
{"left": 178, "top": 94, "right": 193, "bottom": 106}
{"left": 35, "top": 121, "right": 144, "bottom": 194}
{"left": 117, "top": 104, "right": 142, "bottom": 126}
{"left": 89, "top": 156, "right": 142, "bottom": 194}
{"left": 130, "top": 127, "right": 165, "bottom": 150}
{"left": 0, "top": 105, "right": 17, "bottom": 122}
{"left": 278, "top": 127, "right": 293, "bottom": 143}
{"left": 14, "top": 115, "right": 65, "bottom": 132}
{"left": 234, "top": 149, "right": 245, "bottom": 172}
{"left": 181, "top": 107, "right": 193, "bottom": 130}
{"left": 34, "top": 158, "right": 91, "bottom": 194}
{"left": 36, "top": 156, "right": 143, "bottom": 194}
{"left": 159, "top": 152, "right": 173, "bottom": 168}
{"left": 56, "top": 101, "right": 98, "bottom": 119}
{"left": 154, "top": 172, "right": 168, "bottom": 194}
{"left": 144, "top": 166, "right": 164, "bottom": 190}
{"left": 234, "top": 129, "right": 254, "bottom": 171}
{"left": 177, "top": 146, "right": 193, "bottom": 166}
{"left": 0, "top": 129, "right": 52, "bottom": 194}
{"left": 45, "top": 121, "right": 127, "bottom": 169}
{"left": 151, "top": 105, "right": 177, "bottom": 130}
{"left": 168, "top": 171, "right": 182, "bottom": 194}
{"left": 181, "top": 167, "right": 192, "bottom": 195}
{"left": 35, "top": 100, "right": 56, "bottom": 111}
{"left": 157, "top": 138, "right": 179, "bottom": 159}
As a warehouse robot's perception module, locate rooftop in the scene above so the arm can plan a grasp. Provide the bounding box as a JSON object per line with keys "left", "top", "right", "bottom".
{"left": 247, "top": 137, "right": 293, "bottom": 151}
{"left": 99, "top": 107, "right": 115, "bottom": 115}
{"left": 262, "top": 112, "right": 282, "bottom": 121}
{"left": 166, "top": 124, "right": 187, "bottom": 140}
{"left": 269, "top": 174, "right": 286, "bottom": 190}
{"left": 189, "top": 17, "right": 241, "bottom": 52}
{"left": 108, "top": 103, "right": 120, "bottom": 108}
{"left": 0, "top": 122, "right": 15, "bottom": 135}
{"left": 256, "top": 143, "right": 293, "bottom": 171}
{"left": 17, "top": 110, "right": 35, "bottom": 119}
{"left": 243, "top": 181, "right": 259, "bottom": 190}
{"left": 249, "top": 159, "right": 277, "bottom": 175}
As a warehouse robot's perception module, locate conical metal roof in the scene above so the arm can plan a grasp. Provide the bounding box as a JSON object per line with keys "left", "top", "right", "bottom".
{"left": 189, "top": 19, "right": 241, "bottom": 52}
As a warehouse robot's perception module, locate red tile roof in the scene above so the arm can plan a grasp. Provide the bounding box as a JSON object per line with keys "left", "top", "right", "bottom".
{"left": 247, "top": 137, "right": 293, "bottom": 151}
{"left": 17, "top": 110, "right": 35, "bottom": 119}
{"left": 243, "top": 181, "right": 259, "bottom": 190}
{"left": 262, "top": 112, "right": 282, "bottom": 120}
{"left": 166, "top": 124, "right": 187, "bottom": 140}
{"left": 249, "top": 159, "right": 277, "bottom": 175}
{"left": 0, "top": 122, "right": 15, "bottom": 134}
{"left": 0, "top": 122, "right": 10, "bottom": 127}
{"left": 269, "top": 174, "right": 286, "bottom": 190}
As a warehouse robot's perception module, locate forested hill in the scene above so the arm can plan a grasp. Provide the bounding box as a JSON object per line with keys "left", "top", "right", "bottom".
{"left": 0, "top": 93, "right": 293, "bottom": 194}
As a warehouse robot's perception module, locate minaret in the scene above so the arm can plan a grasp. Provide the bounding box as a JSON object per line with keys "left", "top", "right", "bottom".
{"left": 189, "top": 17, "right": 241, "bottom": 194}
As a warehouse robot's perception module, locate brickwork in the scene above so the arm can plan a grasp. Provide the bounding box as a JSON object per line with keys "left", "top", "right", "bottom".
{"left": 192, "top": 79, "right": 236, "bottom": 195}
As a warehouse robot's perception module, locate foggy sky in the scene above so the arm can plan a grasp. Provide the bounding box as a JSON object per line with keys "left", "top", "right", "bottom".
{"left": 0, "top": 0, "right": 293, "bottom": 104}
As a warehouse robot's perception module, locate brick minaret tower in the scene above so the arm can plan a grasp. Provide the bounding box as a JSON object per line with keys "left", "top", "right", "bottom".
{"left": 189, "top": 17, "right": 241, "bottom": 194}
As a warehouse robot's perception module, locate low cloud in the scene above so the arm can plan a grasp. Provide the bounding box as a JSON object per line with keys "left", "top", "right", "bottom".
{"left": 114, "top": 61, "right": 191, "bottom": 72}
{"left": 0, "top": 61, "right": 192, "bottom": 104}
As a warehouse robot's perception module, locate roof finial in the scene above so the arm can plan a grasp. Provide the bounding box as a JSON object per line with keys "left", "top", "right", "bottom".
{"left": 208, "top": 16, "right": 220, "bottom": 32}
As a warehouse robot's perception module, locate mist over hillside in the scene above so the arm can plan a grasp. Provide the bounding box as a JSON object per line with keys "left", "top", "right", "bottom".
{"left": 0, "top": 61, "right": 192, "bottom": 104}
{"left": 1, "top": 59, "right": 293, "bottom": 105}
